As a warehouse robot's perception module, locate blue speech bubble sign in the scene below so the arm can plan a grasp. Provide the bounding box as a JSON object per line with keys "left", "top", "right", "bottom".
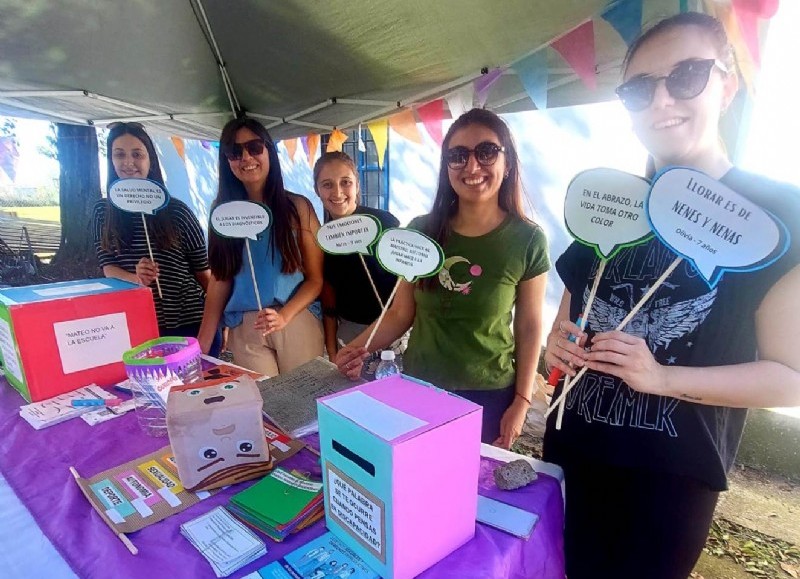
{"left": 647, "top": 167, "right": 789, "bottom": 288}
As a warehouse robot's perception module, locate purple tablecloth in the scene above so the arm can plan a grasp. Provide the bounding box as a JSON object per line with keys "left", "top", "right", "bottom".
{"left": 0, "top": 381, "right": 563, "bottom": 578}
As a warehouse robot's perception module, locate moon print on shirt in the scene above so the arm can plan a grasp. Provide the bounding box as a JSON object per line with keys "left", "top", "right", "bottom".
{"left": 438, "top": 256, "right": 483, "bottom": 294}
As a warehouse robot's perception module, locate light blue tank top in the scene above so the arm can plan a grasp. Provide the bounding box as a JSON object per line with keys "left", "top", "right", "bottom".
{"left": 223, "top": 233, "right": 320, "bottom": 328}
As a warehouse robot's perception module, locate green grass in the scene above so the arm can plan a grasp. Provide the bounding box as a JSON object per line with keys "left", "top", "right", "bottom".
{"left": 0, "top": 206, "right": 60, "bottom": 222}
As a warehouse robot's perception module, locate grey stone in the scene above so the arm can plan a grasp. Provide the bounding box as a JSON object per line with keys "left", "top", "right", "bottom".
{"left": 494, "top": 459, "right": 538, "bottom": 490}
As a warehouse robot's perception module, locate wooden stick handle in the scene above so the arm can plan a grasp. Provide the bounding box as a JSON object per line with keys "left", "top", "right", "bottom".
{"left": 364, "top": 278, "right": 401, "bottom": 351}
{"left": 359, "top": 254, "right": 384, "bottom": 309}
{"left": 141, "top": 213, "right": 162, "bottom": 299}
{"left": 245, "top": 239, "right": 263, "bottom": 312}
{"left": 69, "top": 466, "right": 139, "bottom": 555}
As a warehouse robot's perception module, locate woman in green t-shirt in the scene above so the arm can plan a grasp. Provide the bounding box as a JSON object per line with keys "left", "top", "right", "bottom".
{"left": 336, "top": 108, "right": 550, "bottom": 448}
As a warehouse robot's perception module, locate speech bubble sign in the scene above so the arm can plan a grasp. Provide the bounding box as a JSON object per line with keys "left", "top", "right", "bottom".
{"left": 564, "top": 168, "right": 653, "bottom": 259}
{"left": 210, "top": 200, "right": 272, "bottom": 241}
{"left": 375, "top": 228, "right": 444, "bottom": 283}
{"left": 316, "top": 214, "right": 381, "bottom": 256}
{"left": 108, "top": 178, "right": 169, "bottom": 215}
{"left": 648, "top": 167, "right": 789, "bottom": 288}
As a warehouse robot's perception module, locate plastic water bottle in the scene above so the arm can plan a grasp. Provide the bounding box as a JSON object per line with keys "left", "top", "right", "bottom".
{"left": 374, "top": 350, "right": 400, "bottom": 379}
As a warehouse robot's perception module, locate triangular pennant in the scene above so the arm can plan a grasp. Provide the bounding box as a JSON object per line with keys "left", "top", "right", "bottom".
{"left": 171, "top": 136, "right": 185, "bottom": 160}
{"left": 705, "top": 0, "right": 756, "bottom": 93}
{"left": 474, "top": 68, "right": 505, "bottom": 108}
{"left": 445, "top": 84, "right": 474, "bottom": 120}
{"left": 388, "top": 109, "right": 422, "bottom": 144}
{"left": 601, "top": 0, "right": 643, "bottom": 46}
{"left": 367, "top": 119, "right": 388, "bottom": 170}
{"left": 306, "top": 134, "right": 320, "bottom": 168}
{"left": 201, "top": 140, "right": 211, "bottom": 150}
{"left": 552, "top": 20, "right": 597, "bottom": 90}
{"left": 513, "top": 51, "right": 549, "bottom": 110}
{"left": 326, "top": 129, "right": 348, "bottom": 153}
{"left": 300, "top": 136, "right": 309, "bottom": 159}
{"left": 283, "top": 138, "right": 298, "bottom": 162}
{"left": 416, "top": 99, "right": 445, "bottom": 146}
{"left": 731, "top": 0, "right": 779, "bottom": 67}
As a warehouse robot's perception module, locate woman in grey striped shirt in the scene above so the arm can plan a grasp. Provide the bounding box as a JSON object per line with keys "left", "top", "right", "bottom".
{"left": 92, "top": 122, "right": 212, "bottom": 341}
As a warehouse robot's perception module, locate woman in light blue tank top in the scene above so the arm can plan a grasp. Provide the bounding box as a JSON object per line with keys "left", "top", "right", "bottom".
{"left": 197, "top": 118, "right": 324, "bottom": 376}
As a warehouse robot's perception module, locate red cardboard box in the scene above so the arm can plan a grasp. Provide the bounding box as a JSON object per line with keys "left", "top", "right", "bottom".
{"left": 0, "top": 278, "right": 158, "bottom": 402}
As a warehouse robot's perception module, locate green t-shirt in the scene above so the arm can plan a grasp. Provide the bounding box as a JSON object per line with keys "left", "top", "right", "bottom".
{"left": 403, "top": 214, "right": 550, "bottom": 391}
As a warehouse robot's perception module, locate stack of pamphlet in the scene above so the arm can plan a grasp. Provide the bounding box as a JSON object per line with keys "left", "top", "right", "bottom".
{"left": 228, "top": 468, "right": 324, "bottom": 542}
{"left": 258, "top": 357, "right": 363, "bottom": 437}
{"left": 243, "top": 531, "right": 379, "bottom": 579}
{"left": 180, "top": 506, "right": 267, "bottom": 577}
{"left": 19, "top": 384, "right": 117, "bottom": 429}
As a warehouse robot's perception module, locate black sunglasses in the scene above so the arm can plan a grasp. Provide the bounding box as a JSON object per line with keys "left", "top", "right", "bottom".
{"left": 446, "top": 141, "right": 506, "bottom": 170}
{"left": 224, "top": 139, "right": 267, "bottom": 161}
{"left": 615, "top": 58, "right": 728, "bottom": 112}
{"left": 107, "top": 121, "right": 146, "bottom": 131}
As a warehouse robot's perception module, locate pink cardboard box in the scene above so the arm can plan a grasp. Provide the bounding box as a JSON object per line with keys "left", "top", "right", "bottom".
{"left": 317, "top": 375, "right": 482, "bottom": 579}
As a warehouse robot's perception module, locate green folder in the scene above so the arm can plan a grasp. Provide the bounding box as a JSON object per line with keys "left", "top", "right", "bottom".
{"left": 230, "top": 468, "right": 322, "bottom": 526}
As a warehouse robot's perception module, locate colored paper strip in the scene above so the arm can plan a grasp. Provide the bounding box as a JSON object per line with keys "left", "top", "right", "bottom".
{"left": 552, "top": 20, "right": 597, "bottom": 90}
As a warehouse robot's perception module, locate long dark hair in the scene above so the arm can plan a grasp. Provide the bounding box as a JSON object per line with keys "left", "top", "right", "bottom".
{"left": 208, "top": 118, "right": 303, "bottom": 281}
{"left": 101, "top": 123, "right": 178, "bottom": 252}
{"left": 424, "top": 108, "right": 530, "bottom": 246}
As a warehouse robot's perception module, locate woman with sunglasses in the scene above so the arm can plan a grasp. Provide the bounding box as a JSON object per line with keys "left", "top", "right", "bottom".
{"left": 335, "top": 108, "right": 550, "bottom": 448}
{"left": 197, "top": 118, "right": 324, "bottom": 376}
{"left": 313, "top": 151, "right": 400, "bottom": 362}
{"left": 543, "top": 12, "right": 800, "bottom": 579}
{"left": 92, "top": 122, "right": 212, "bottom": 341}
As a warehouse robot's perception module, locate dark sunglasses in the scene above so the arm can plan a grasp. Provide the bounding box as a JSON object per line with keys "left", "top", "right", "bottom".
{"left": 224, "top": 139, "right": 267, "bottom": 161}
{"left": 107, "top": 121, "right": 146, "bottom": 131}
{"left": 445, "top": 141, "right": 506, "bottom": 170}
{"left": 615, "top": 58, "right": 728, "bottom": 112}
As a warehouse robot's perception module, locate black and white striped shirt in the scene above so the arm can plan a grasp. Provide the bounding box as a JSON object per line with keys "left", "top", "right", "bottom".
{"left": 92, "top": 198, "right": 208, "bottom": 331}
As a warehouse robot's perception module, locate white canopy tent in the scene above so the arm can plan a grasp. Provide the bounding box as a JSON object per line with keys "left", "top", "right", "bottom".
{"left": 0, "top": 0, "right": 684, "bottom": 141}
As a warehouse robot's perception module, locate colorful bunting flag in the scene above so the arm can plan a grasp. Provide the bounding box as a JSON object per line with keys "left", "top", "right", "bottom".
{"left": 445, "top": 84, "right": 474, "bottom": 120}
{"left": 171, "top": 136, "right": 185, "bottom": 160}
{"left": 416, "top": 99, "right": 445, "bottom": 146}
{"left": 552, "top": 20, "right": 597, "bottom": 90}
{"left": 389, "top": 109, "right": 422, "bottom": 144}
{"left": 731, "top": 0, "right": 779, "bottom": 67}
{"left": 513, "top": 51, "right": 549, "bottom": 110}
{"left": 306, "top": 134, "right": 320, "bottom": 168}
{"left": 704, "top": 0, "right": 756, "bottom": 93}
{"left": 357, "top": 124, "right": 366, "bottom": 152}
{"left": 301, "top": 136, "right": 309, "bottom": 159}
{"left": 326, "top": 129, "right": 348, "bottom": 152}
{"left": 474, "top": 68, "right": 505, "bottom": 108}
{"left": 367, "top": 119, "right": 388, "bottom": 170}
{"left": 283, "top": 138, "right": 298, "bottom": 162}
{"left": 602, "top": 0, "right": 643, "bottom": 46}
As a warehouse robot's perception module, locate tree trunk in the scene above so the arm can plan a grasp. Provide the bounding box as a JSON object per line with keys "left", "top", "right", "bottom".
{"left": 50, "top": 123, "right": 102, "bottom": 278}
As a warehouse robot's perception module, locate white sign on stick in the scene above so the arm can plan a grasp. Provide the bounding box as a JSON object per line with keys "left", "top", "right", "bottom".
{"left": 210, "top": 201, "right": 271, "bottom": 240}
{"left": 648, "top": 167, "right": 789, "bottom": 288}
{"left": 565, "top": 168, "right": 652, "bottom": 259}
{"left": 316, "top": 214, "right": 381, "bottom": 255}
{"left": 108, "top": 179, "right": 169, "bottom": 215}
{"left": 375, "top": 228, "right": 444, "bottom": 283}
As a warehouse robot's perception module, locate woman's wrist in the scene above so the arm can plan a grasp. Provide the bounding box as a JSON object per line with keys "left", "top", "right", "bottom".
{"left": 514, "top": 391, "right": 532, "bottom": 406}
